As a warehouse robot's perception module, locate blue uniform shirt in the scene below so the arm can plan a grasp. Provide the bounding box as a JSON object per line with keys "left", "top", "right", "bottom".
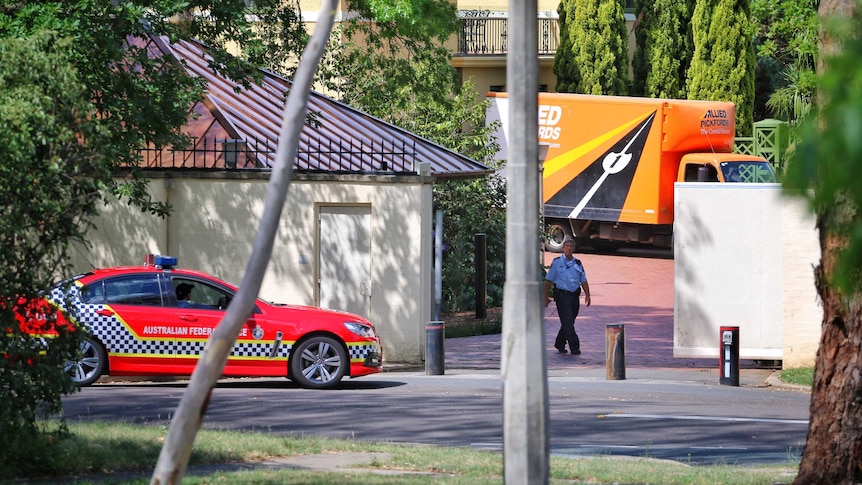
{"left": 545, "top": 255, "right": 588, "bottom": 292}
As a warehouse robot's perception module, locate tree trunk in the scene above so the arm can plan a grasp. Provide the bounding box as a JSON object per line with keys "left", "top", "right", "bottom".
{"left": 794, "top": 0, "right": 862, "bottom": 485}
{"left": 794, "top": 212, "right": 862, "bottom": 484}
{"left": 794, "top": 2, "right": 862, "bottom": 481}
{"left": 149, "top": 1, "right": 338, "bottom": 483}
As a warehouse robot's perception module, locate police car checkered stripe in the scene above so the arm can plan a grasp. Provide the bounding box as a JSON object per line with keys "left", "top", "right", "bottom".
{"left": 349, "top": 343, "right": 379, "bottom": 361}
{"left": 51, "top": 285, "right": 379, "bottom": 362}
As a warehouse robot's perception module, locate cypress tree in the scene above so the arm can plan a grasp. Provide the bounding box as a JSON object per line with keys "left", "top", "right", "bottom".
{"left": 632, "top": 0, "right": 694, "bottom": 98}
{"left": 686, "top": 0, "right": 756, "bottom": 135}
{"left": 553, "top": 5, "right": 578, "bottom": 93}
{"left": 553, "top": 0, "right": 629, "bottom": 95}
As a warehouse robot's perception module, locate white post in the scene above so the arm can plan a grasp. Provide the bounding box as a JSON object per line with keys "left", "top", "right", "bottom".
{"left": 503, "top": 1, "right": 549, "bottom": 484}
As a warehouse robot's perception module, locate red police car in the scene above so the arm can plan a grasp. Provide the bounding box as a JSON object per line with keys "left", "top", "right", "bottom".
{"left": 49, "top": 255, "right": 382, "bottom": 389}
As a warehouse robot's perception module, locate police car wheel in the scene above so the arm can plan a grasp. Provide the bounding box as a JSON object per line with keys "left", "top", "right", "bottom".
{"left": 67, "top": 337, "right": 106, "bottom": 386}
{"left": 289, "top": 336, "right": 347, "bottom": 390}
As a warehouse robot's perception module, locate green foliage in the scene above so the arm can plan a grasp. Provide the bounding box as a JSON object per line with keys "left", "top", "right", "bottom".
{"left": 780, "top": 367, "right": 814, "bottom": 387}
{"left": 243, "top": 0, "right": 309, "bottom": 80}
{"left": 751, "top": 0, "right": 818, "bottom": 67}
{"left": 299, "top": 3, "right": 500, "bottom": 313}
{"left": 686, "top": 0, "right": 756, "bottom": 135}
{"left": 0, "top": 1, "right": 300, "bottom": 216}
{"left": 554, "top": 0, "right": 629, "bottom": 95}
{"left": 766, "top": 64, "right": 816, "bottom": 124}
{"left": 318, "top": 3, "right": 461, "bottom": 128}
{"left": 0, "top": 1, "right": 298, "bottom": 470}
{"left": 753, "top": 56, "right": 787, "bottom": 121}
{"left": 751, "top": 0, "right": 818, "bottom": 124}
{"left": 348, "top": 0, "right": 458, "bottom": 41}
{"left": 632, "top": 0, "right": 694, "bottom": 98}
{"left": 444, "top": 310, "right": 503, "bottom": 338}
{"left": 434, "top": 175, "right": 507, "bottom": 312}
{"left": 0, "top": 31, "right": 92, "bottom": 467}
{"left": 784, "top": 10, "right": 862, "bottom": 295}
{"left": 553, "top": 5, "right": 578, "bottom": 93}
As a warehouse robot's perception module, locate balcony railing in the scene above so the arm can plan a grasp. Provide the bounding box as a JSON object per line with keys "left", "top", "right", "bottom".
{"left": 457, "top": 17, "right": 559, "bottom": 56}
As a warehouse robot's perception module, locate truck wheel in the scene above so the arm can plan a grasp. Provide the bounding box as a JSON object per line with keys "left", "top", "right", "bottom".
{"left": 543, "top": 222, "right": 572, "bottom": 253}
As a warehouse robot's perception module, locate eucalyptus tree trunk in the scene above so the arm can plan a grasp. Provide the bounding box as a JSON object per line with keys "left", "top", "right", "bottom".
{"left": 795, "top": 210, "right": 862, "bottom": 484}
{"left": 793, "top": 1, "right": 862, "bottom": 483}
{"left": 150, "top": 1, "right": 338, "bottom": 483}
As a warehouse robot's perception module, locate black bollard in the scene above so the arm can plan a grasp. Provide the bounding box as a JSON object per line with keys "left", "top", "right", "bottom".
{"left": 425, "top": 321, "right": 445, "bottom": 375}
{"left": 605, "top": 324, "right": 626, "bottom": 380}
{"left": 475, "top": 233, "right": 487, "bottom": 319}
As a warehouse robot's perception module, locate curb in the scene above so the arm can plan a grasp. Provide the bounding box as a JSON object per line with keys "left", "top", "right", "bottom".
{"left": 766, "top": 370, "right": 812, "bottom": 393}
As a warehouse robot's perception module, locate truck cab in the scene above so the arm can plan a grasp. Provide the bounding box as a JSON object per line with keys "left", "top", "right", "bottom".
{"left": 679, "top": 153, "right": 776, "bottom": 183}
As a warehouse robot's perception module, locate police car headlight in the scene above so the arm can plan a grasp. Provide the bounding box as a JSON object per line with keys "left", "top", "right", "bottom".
{"left": 344, "top": 321, "right": 375, "bottom": 338}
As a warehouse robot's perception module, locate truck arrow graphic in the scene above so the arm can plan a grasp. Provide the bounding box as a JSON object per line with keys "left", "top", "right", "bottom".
{"left": 567, "top": 112, "right": 656, "bottom": 219}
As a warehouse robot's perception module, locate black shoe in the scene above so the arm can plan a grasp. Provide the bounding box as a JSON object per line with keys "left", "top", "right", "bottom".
{"left": 555, "top": 347, "right": 567, "bottom": 354}
{"left": 571, "top": 349, "right": 581, "bottom": 355}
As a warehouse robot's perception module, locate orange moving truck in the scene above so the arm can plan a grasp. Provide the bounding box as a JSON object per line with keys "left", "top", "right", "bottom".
{"left": 486, "top": 92, "right": 776, "bottom": 252}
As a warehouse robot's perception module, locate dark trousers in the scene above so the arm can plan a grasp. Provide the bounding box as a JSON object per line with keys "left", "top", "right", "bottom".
{"left": 554, "top": 288, "right": 581, "bottom": 352}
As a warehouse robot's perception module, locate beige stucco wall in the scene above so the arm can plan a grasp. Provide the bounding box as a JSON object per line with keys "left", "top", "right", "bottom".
{"left": 674, "top": 183, "right": 821, "bottom": 368}
{"left": 781, "top": 196, "right": 822, "bottom": 368}
{"left": 70, "top": 172, "right": 433, "bottom": 364}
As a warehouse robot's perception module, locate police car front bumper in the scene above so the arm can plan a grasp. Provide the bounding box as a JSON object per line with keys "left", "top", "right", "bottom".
{"left": 364, "top": 351, "right": 382, "bottom": 368}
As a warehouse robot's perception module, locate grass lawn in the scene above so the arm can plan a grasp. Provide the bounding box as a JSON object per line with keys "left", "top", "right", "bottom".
{"left": 3, "top": 421, "right": 798, "bottom": 484}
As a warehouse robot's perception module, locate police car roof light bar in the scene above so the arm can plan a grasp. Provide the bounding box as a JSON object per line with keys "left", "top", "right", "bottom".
{"left": 144, "top": 254, "right": 177, "bottom": 269}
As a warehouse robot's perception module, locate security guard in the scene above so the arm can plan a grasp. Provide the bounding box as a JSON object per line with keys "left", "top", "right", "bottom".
{"left": 544, "top": 237, "right": 591, "bottom": 354}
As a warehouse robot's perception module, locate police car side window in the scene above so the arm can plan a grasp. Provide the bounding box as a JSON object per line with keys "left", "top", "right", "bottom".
{"left": 79, "top": 281, "right": 105, "bottom": 304}
{"left": 171, "top": 278, "right": 230, "bottom": 310}
{"left": 104, "top": 274, "right": 164, "bottom": 306}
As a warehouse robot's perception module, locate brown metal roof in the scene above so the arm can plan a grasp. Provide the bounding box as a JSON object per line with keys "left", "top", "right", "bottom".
{"left": 148, "top": 37, "right": 491, "bottom": 179}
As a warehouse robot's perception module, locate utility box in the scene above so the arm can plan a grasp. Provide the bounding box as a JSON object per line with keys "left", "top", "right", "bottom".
{"left": 720, "top": 326, "right": 740, "bottom": 386}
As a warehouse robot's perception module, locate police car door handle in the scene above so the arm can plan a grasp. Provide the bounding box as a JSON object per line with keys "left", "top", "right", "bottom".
{"left": 179, "top": 315, "right": 198, "bottom": 322}
{"left": 96, "top": 309, "right": 114, "bottom": 316}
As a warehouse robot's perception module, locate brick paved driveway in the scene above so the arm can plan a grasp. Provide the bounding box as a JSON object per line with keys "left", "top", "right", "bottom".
{"left": 445, "top": 247, "right": 720, "bottom": 371}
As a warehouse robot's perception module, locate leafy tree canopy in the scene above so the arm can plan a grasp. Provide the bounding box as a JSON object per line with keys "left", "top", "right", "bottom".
{"left": 0, "top": 29, "right": 99, "bottom": 466}
{"left": 751, "top": 0, "right": 818, "bottom": 67}
{"left": 784, "top": 13, "right": 862, "bottom": 294}
{"left": 751, "top": 0, "right": 819, "bottom": 123}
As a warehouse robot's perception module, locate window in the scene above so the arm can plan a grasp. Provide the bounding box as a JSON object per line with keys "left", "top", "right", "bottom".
{"left": 171, "top": 277, "right": 232, "bottom": 310}
{"left": 79, "top": 280, "right": 105, "bottom": 304}
{"left": 720, "top": 161, "right": 776, "bottom": 183}
{"left": 103, "top": 274, "right": 164, "bottom": 306}
{"left": 683, "top": 164, "right": 719, "bottom": 182}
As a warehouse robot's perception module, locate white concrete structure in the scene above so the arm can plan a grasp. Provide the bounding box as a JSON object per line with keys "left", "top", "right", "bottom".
{"left": 674, "top": 183, "right": 821, "bottom": 367}
{"left": 70, "top": 172, "right": 433, "bottom": 364}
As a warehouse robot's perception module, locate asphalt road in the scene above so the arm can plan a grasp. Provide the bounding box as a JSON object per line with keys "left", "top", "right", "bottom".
{"left": 61, "top": 246, "right": 811, "bottom": 467}
{"left": 61, "top": 369, "right": 810, "bottom": 466}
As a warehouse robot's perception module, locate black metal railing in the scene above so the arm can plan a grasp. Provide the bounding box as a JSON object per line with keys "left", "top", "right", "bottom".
{"left": 457, "top": 17, "right": 559, "bottom": 56}
{"left": 140, "top": 136, "right": 420, "bottom": 174}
